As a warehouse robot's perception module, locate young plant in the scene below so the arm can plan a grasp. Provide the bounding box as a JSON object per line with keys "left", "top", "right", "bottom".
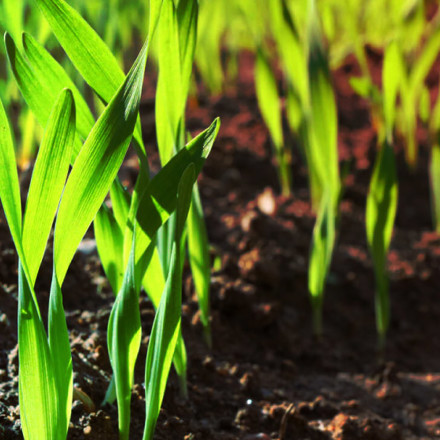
{"left": 365, "top": 40, "right": 399, "bottom": 350}
{"left": 155, "top": 0, "right": 213, "bottom": 349}
{"left": 365, "top": 140, "right": 398, "bottom": 350}
{"left": 143, "top": 164, "right": 195, "bottom": 440}
{"left": 3, "top": 3, "right": 167, "bottom": 439}
{"left": 308, "top": 191, "right": 336, "bottom": 336}
{"left": 255, "top": 47, "right": 292, "bottom": 196}
{"left": 0, "top": 88, "right": 75, "bottom": 440}
{"left": 107, "top": 119, "right": 219, "bottom": 439}
{"left": 305, "top": 0, "right": 340, "bottom": 334}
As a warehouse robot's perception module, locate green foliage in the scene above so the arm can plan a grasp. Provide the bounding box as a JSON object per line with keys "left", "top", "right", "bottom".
{"left": 107, "top": 118, "right": 219, "bottom": 439}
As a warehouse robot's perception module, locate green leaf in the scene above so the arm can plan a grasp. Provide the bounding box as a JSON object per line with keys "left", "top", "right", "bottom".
{"left": 22, "top": 88, "right": 75, "bottom": 286}
{"left": 95, "top": 205, "right": 125, "bottom": 294}
{"left": 156, "top": 0, "right": 184, "bottom": 164}
{"left": 255, "top": 48, "right": 291, "bottom": 195}
{"left": 255, "top": 49, "right": 283, "bottom": 149}
{"left": 54, "top": 39, "right": 150, "bottom": 284}
{"left": 187, "top": 185, "right": 212, "bottom": 346}
{"left": 32, "top": 0, "right": 124, "bottom": 102}
{"left": 382, "top": 42, "right": 402, "bottom": 138}
{"left": 176, "top": 0, "right": 198, "bottom": 102}
{"left": 110, "top": 178, "right": 131, "bottom": 232}
{"left": 0, "top": 97, "right": 22, "bottom": 256}
{"left": 307, "top": 0, "right": 339, "bottom": 209}
{"left": 143, "top": 164, "right": 195, "bottom": 440}
{"left": 22, "top": 33, "right": 95, "bottom": 145}
{"left": 155, "top": 0, "right": 198, "bottom": 164}
{"left": 18, "top": 264, "right": 59, "bottom": 440}
{"left": 308, "top": 191, "right": 336, "bottom": 336}
{"left": 141, "top": 240, "right": 188, "bottom": 396}
{"left": 48, "top": 271, "right": 72, "bottom": 439}
{"left": 107, "top": 242, "right": 141, "bottom": 440}
{"left": 129, "top": 118, "right": 220, "bottom": 288}
{"left": 430, "top": 143, "right": 440, "bottom": 233}
{"left": 410, "top": 26, "right": 440, "bottom": 94}
{"left": 5, "top": 32, "right": 92, "bottom": 158}
{"left": 366, "top": 140, "right": 398, "bottom": 346}
{"left": 32, "top": 0, "right": 163, "bottom": 158}
{"left": 2, "top": 0, "right": 24, "bottom": 46}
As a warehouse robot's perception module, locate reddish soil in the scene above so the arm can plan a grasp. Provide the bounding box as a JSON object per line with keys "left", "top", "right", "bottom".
{"left": 2, "top": 49, "right": 440, "bottom": 440}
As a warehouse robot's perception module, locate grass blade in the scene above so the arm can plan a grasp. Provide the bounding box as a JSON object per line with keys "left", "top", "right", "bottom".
{"left": 48, "top": 272, "right": 72, "bottom": 438}
{"left": 308, "top": 191, "right": 336, "bottom": 336}
{"left": 366, "top": 140, "right": 398, "bottom": 350}
{"left": 130, "top": 118, "right": 220, "bottom": 287}
{"left": 187, "top": 185, "right": 212, "bottom": 346}
{"left": 143, "top": 164, "right": 195, "bottom": 440}
{"left": 54, "top": 40, "right": 149, "bottom": 284}
{"left": 18, "top": 264, "right": 59, "bottom": 440}
{"left": 5, "top": 32, "right": 92, "bottom": 158}
{"left": 95, "top": 205, "right": 125, "bottom": 294}
{"left": 0, "top": 97, "right": 22, "bottom": 255}
{"left": 255, "top": 48, "right": 291, "bottom": 195}
{"left": 32, "top": 0, "right": 163, "bottom": 158}
{"left": 110, "top": 179, "right": 131, "bottom": 232}
{"left": 107, "top": 242, "right": 141, "bottom": 440}
{"left": 22, "top": 89, "right": 75, "bottom": 285}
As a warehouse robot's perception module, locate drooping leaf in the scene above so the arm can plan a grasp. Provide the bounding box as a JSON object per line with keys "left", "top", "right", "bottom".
{"left": 129, "top": 118, "right": 220, "bottom": 288}
{"left": 32, "top": 0, "right": 163, "bottom": 158}
{"left": 54, "top": 39, "right": 150, "bottom": 284}
{"left": 5, "top": 33, "right": 92, "bottom": 158}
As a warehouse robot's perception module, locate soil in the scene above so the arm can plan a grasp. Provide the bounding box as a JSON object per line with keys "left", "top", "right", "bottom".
{"left": 2, "top": 45, "right": 440, "bottom": 440}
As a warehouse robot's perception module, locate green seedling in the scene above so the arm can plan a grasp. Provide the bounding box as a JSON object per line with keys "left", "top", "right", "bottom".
{"left": 255, "top": 48, "right": 292, "bottom": 196}
{"left": 366, "top": 140, "right": 398, "bottom": 351}
{"left": 155, "top": 0, "right": 213, "bottom": 350}
{"left": 308, "top": 191, "right": 336, "bottom": 336}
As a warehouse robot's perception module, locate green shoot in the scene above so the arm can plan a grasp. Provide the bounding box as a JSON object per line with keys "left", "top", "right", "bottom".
{"left": 255, "top": 48, "right": 292, "bottom": 196}
{"left": 308, "top": 191, "right": 336, "bottom": 337}
{"left": 143, "top": 164, "right": 195, "bottom": 440}
{"left": 366, "top": 140, "right": 398, "bottom": 351}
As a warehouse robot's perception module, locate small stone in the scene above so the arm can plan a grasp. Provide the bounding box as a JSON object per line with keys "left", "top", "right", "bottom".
{"left": 257, "top": 187, "right": 276, "bottom": 215}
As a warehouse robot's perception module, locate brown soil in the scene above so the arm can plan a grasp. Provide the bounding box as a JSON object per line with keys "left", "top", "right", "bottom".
{"left": 2, "top": 49, "right": 440, "bottom": 440}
